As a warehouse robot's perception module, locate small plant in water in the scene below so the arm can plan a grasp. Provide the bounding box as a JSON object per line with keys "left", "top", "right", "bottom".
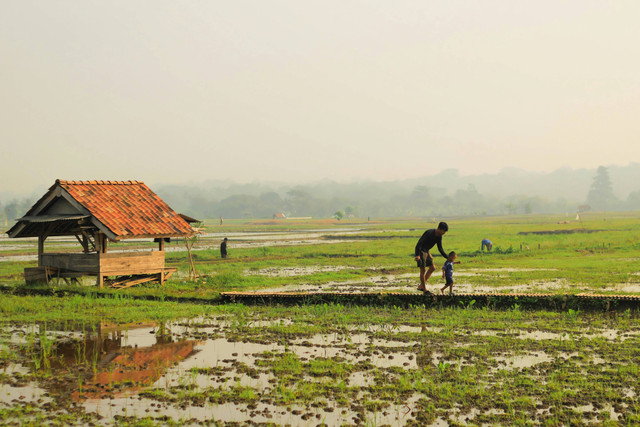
{"left": 566, "top": 308, "right": 580, "bottom": 322}
{"left": 437, "top": 361, "right": 451, "bottom": 375}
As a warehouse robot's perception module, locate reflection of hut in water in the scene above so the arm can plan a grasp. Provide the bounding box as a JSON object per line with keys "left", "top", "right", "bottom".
{"left": 37, "top": 321, "right": 199, "bottom": 400}
{"left": 6, "top": 180, "right": 196, "bottom": 288}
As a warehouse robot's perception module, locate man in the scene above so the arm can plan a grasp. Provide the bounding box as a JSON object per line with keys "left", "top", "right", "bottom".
{"left": 415, "top": 222, "right": 449, "bottom": 293}
{"left": 220, "top": 237, "right": 228, "bottom": 258}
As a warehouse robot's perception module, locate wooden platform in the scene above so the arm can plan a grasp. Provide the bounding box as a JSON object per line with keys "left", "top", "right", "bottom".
{"left": 220, "top": 291, "right": 640, "bottom": 311}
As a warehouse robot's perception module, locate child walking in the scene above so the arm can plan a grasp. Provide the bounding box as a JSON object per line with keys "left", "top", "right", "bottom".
{"left": 441, "top": 251, "right": 461, "bottom": 295}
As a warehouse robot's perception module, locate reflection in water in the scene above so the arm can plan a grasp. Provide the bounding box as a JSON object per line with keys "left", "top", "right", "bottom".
{"left": 28, "top": 321, "right": 199, "bottom": 400}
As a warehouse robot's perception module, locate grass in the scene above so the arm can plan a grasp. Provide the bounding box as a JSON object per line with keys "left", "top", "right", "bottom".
{"left": 3, "top": 211, "right": 640, "bottom": 296}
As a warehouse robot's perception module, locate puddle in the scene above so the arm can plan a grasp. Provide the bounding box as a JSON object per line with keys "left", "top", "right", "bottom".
{"left": 0, "top": 314, "right": 637, "bottom": 425}
{"left": 461, "top": 268, "right": 557, "bottom": 273}
{"left": 494, "top": 351, "right": 553, "bottom": 370}
{"left": 251, "top": 265, "right": 354, "bottom": 277}
{"left": 0, "top": 229, "right": 370, "bottom": 262}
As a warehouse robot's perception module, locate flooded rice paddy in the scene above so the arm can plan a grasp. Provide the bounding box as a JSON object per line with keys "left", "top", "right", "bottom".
{"left": 245, "top": 265, "right": 640, "bottom": 295}
{"left": 0, "top": 229, "right": 377, "bottom": 263}
{"left": 1, "top": 310, "right": 639, "bottom": 425}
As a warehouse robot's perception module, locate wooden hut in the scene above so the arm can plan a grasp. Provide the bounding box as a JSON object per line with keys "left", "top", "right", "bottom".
{"left": 7, "top": 179, "right": 195, "bottom": 288}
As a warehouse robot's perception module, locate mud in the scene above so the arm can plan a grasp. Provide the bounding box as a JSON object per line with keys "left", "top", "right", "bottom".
{"left": 0, "top": 229, "right": 366, "bottom": 262}
{"left": 1, "top": 313, "right": 636, "bottom": 425}
{"left": 252, "top": 266, "right": 354, "bottom": 277}
{"left": 518, "top": 229, "right": 604, "bottom": 235}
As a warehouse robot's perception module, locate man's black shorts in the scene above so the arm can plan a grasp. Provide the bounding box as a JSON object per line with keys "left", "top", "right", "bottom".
{"left": 416, "top": 252, "right": 434, "bottom": 268}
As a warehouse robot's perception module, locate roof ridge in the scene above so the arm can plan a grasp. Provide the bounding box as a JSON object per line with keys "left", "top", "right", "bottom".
{"left": 57, "top": 179, "right": 144, "bottom": 185}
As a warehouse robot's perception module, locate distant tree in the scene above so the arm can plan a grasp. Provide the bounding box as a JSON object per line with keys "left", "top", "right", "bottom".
{"left": 259, "top": 192, "right": 284, "bottom": 217}
{"left": 259, "top": 191, "right": 283, "bottom": 206}
{"left": 4, "top": 200, "right": 21, "bottom": 221}
{"left": 585, "top": 166, "right": 618, "bottom": 211}
{"left": 286, "top": 188, "right": 317, "bottom": 216}
{"left": 626, "top": 190, "right": 640, "bottom": 210}
{"left": 344, "top": 205, "right": 357, "bottom": 217}
{"left": 453, "top": 184, "right": 484, "bottom": 213}
{"left": 218, "top": 194, "right": 260, "bottom": 218}
{"left": 411, "top": 185, "right": 431, "bottom": 200}
{"left": 333, "top": 210, "right": 344, "bottom": 220}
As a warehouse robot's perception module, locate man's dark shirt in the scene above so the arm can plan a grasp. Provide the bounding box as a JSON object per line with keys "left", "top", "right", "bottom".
{"left": 220, "top": 241, "right": 227, "bottom": 257}
{"left": 414, "top": 229, "right": 447, "bottom": 258}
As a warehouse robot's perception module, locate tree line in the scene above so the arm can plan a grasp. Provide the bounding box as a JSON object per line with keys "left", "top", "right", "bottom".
{"left": 152, "top": 165, "right": 640, "bottom": 219}
{"left": 1, "top": 165, "right": 639, "bottom": 222}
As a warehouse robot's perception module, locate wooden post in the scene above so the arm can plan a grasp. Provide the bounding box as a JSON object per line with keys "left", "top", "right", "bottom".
{"left": 95, "top": 232, "right": 104, "bottom": 288}
{"left": 38, "top": 235, "right": 45, "bottom": 266}
{"left": 185, "top": 239, "right": 197, "bottom": 280}
{"left": 94, "top": 232, "right": 102, "bottom": 253}
{"left": 159, "top": 238, "right": 166, "bottom": 285}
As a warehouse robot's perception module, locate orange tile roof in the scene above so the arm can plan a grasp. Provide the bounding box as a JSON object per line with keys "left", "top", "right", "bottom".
{"left": 56, "top": 179, "right": 193, "bottom": 239}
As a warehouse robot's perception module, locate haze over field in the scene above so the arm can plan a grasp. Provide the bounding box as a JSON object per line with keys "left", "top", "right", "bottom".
{"left": 1, "top": 1, "right": 640, "bottom": 196}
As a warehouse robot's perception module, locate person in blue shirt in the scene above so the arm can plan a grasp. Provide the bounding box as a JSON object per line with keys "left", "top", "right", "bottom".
{"left": 441, "top": 251, "right": 461, "bottom": 295}
{"left": 481, "top": 239, "right": 493, "bottom": 251}
{"left": 415, "top": 222, "right": 449, "bottom": 293}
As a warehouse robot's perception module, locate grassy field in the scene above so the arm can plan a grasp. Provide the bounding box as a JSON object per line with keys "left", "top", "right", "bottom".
{"left": 0, "top": 213, "right": 639, "bottom": 425}
{"left": 3, "top": 212, "right": 639, "bottom": 296}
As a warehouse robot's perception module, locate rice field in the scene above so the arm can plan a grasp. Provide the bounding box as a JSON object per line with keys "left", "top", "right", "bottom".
{"left": 1, "top": 213, "right": 639, "bottom": 425}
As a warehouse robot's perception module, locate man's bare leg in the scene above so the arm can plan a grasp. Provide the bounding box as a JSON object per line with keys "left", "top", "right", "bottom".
{"left": 417, "top": 266, "right": 435, "bottom": 291}
{"left": 417, "top": 267, "right": 427, "bottom": 291}
{"left": 424, "top": 265, "right": 435, "bottom": 281}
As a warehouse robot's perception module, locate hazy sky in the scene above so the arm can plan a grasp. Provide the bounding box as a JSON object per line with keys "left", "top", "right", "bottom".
{"left": 2, "top": 1, "right": 640, "bottom": 194}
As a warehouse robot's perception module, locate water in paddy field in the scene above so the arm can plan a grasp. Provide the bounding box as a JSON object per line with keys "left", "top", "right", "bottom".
{"left": 1, "top": 316, "right": 635, "bottom": 425}
{"left": 0, "top": 228, "right": 385, "bottom": 262}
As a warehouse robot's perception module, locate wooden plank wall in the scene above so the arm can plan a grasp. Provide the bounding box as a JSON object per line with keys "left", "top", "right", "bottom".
{"left": 40, "top": 251, "right": 166, "bottom": 276}
{"left": 24, "top": 267, "right": 49, "bottom": 284}
{"left": 41, "top": 253, "right": 99, "bottom": 272}
{"left": 99, "top": 251, "right": 165, "bottom": 276}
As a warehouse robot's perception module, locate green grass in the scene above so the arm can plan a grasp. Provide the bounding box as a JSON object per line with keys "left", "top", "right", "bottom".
{"left": 2, "top": 212, "right": 640, "bottom": 295}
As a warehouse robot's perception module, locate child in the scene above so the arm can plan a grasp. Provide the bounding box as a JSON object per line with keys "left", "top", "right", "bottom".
{"left": 441, "top": 251, "right": 461, "bottom": 295}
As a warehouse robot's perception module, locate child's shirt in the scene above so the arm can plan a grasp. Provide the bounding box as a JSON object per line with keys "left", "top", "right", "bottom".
{"left": 443, "top": 260, "right": 454, "bottom": 282}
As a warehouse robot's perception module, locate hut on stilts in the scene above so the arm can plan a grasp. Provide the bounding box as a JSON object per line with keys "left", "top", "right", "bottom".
{"left": 6, "top": 180, "right": 196, "bottom": 289}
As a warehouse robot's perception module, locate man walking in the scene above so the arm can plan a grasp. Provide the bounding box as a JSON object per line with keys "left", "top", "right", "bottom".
{"left": 415, "top": 222, "right": 449, "bottom": 293}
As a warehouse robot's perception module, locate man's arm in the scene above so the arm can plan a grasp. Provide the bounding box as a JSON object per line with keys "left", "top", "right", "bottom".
{"left": 436, "top": 239, "right": 448, "bottom": 259}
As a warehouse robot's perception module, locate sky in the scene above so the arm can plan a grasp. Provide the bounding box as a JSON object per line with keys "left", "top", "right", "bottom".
{"left": 2, "top": 1, "right": 640, "bottom": 195}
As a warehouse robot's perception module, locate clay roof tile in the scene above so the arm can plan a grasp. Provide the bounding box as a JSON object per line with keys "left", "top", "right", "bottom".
{"left": 56, "top": 180, "right": 193, "bottom": 239}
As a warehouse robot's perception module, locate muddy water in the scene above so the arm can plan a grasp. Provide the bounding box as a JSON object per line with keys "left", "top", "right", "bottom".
{"left": 0, "top": 228, "right": 375, "bottom": 262}
{"left": 251, "top": 266, "right": 640, "bottom": 294}
{"left": 1, "top": 315, "right": 631, "bottom": 425}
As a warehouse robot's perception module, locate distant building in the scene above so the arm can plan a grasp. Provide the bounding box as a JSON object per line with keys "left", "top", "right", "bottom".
{"left": 273, "top": 212, "right": 287, "bottom": 219}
